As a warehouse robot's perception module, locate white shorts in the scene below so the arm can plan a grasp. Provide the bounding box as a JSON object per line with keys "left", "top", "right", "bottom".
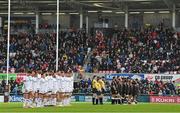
{"left": 32, "top": 87, "right": 38, "bottom": 93}
{"left": 52, "top": 90, "right": 57, "bottom": 94}
{"left": 35, "top": 87, "right": 41, "bottom": 93}
{"left": 39, "top": 89, "right": 46, "bottom": 94}
{"left": 26, "top": 87, "right": 33, "bottom": 92}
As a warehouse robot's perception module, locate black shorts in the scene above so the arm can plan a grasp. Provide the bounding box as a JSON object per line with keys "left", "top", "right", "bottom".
{"left": 96, "top": 91, "right": 102, "bottom": 96}
{"left": 92, "top": 88, "right": 97, "bottom": 93}
{"left": 111, "top": 90, "right": 118, "bottom": 95}
{"left": 102, "top": 89, "right": 105, "bottom": 94}
{"left": 132, "top": 93, "right": 137, "bottom": 97}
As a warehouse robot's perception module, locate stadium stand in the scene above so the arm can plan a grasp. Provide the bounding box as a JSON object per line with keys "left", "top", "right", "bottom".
{"left": 0, "top": 26, "right": 179, "bottom": 74}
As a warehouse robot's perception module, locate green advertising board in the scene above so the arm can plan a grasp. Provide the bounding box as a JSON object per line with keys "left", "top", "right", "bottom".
{"left": 0, "top": 73, "right": 17, "bottom": 80}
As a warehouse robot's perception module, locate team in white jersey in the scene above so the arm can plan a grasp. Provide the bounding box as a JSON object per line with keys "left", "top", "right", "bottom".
{"left": 23, "top": 70, "right": 74, "bottom": 108}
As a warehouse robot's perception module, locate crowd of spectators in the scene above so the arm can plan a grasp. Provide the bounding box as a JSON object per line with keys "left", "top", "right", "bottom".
{"left": 74, "top": 77, "right": 180, "bottom": 96}
{"left": 0, "top": 26, "right": 180, "bottom": 74}
{"left": 0, "top": 77, "right": 23, "bottom": 95}
{"left": 140, "top": 78, "right": 178, "bottom": 95}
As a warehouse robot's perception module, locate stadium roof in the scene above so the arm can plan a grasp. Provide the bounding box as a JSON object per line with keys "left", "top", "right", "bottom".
{"left": 0, "top": 0, "right": 179, "bottom": 13}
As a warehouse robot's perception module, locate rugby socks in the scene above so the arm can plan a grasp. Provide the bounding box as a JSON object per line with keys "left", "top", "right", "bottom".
{"left": 65, "top": 98, "right": 69, "bottom": 106}
{"left": 44, "top": 98, "right": 48, "bottom": 106}
{"left": 99, "top": 98, "right": 103, "bottom": 105}
{"left": 62, "top": 98, "right": 65, "bottom": 106}
{"left": 35, "top": 98, "right": 39, "bottom": 107}
{"left": 96, "top": 98, "right": 98, "bottom": 105}
{"left": 57, "top": 99, "right": 63, "bottom": 106}
{"left": 52, "top": 98, "right": 57, "bottom": 106}
{"left": 111, "top": 98, "right": 122, "bottom": 104}
{"left": 62, "top": 97, "right": 71, "bottom": 106}
{"left": 58, "top": 101, "right": 63, "bottom": 106}
{"left": 39, "top": 98, "right": 43, "bottom": 107}
{"left": 23, "top": 99, "right": 28, "bottom": 108}
{"left": 65, "top": 98, "right": 67, "bottom": 106}
{"left": 92, "top": 98, "right": 95, "bottom": 105}
{"left": 29, "top": 98, "right": 34, "bottom": 108}
{"left": 49, "top": 97, "right": 53, "bottom": 105}
{"left": 27, "top": 99, "right": 31, "bottom": 107}
{"left": 118, "top": 99, "right": 122, "bottom": 104}
{"left": 115, "top": 99, "right": 117, "bottom": 104}
{"left": 67, "top": 97, "right": 71, "bottom": 106}
{"left": 111, "top": 98, "right": 114, "bottom": 104}
{"left": 36, "top": 98, "right": 43, "bottom": 107}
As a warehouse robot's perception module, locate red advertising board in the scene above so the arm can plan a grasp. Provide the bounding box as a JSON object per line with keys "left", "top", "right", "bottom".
{"left": 150, "top": 96, "right": 180, "bottom": 103}
{"left": 16, "top": 73, "right": 27, "bottom": 84}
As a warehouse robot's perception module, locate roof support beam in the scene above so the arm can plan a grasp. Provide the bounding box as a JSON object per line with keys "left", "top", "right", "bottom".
{"left": 163, "top": 0, "right": 174, "bottom": 10}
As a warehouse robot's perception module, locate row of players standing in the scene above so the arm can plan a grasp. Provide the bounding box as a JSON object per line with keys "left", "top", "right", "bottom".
{"left": 23, "top": 70, "right": 74, "bottom": 108}
{"left": 92, "top": 76, "right": 140, "bottom": 105}
{"left": 111, "top": 77, "right": 140, "bottom": 104}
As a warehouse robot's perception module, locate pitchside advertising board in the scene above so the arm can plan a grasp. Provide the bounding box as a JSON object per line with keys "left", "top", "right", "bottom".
{"left": 150, "top": 96, "right": 180, "bottom": 103}
{"left": 9, "top": 95, "right": 23, "bottom": 102}
{"left": 144, "top": 74, "right": 180, "bottom": 82}
{"left": 105, "top": 73, "right": 144, "bottom": 80}
{"left": 0, "top": 96, "right": 4, "bottom": 102}
{"left": 0, "top": 73, "right": 27, "bottom": 83}
{"left": 8, "top": 95, "right": 110, "bottom": 102}
{"left": 145, "top": 74, "right": 180, "bottom": 88}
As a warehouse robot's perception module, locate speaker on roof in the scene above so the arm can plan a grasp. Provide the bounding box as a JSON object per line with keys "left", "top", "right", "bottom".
{"left": 105, "top": 18, "right": 109, "bottom": 23}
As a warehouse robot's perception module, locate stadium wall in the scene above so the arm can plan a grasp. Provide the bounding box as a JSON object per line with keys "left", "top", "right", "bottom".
{"left": 40, "top": 15, "right": 70, "bottom": 29}
{"left": 0, "top": 96, "right": 4, "bottom": 102}
{"left": 1, "top": 13, "right": 180, "bottom": 31}
{"left": 1, "top": 94, "right": 178, "bottom": 103}
{"left": 143, "top": 13, "right": 171, "bottom": 27}
{"left": 176, "top": 13, "right": 180, "bottom": 28}
{"left": 68, "top": 13, "right": 176, "bottom": 29}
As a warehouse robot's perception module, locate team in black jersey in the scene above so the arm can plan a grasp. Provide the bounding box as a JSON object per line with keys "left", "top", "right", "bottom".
{"left": 111, "top": 77, "right": 140, "bottom": 104}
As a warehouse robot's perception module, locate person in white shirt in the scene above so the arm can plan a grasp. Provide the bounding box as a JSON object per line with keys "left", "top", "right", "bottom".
{"left": 52, "top": 73, "right": 58, "bottom": 106}
{"left": 57, "top": 71, "right": 63, "bottom": 106}
{"left": 39, "top": 73, "right": 46, "bottom": 107}
{"left": 33, "top": 71, "right": 42, "bottom": 107}
{"left": 48, "top": 72, "right": 54, "bottom": 106}
{"left": 23, "top": 71, "right": 32, "bottom": 108}
{"left": 62, "top": 69, "right": 74, "bottom": 106}
{"left": 61, "top": 71, "right": 66, "bottom": 106}
{"left": 32, "top": 73, "right": 38, "bottom": 107}
{"left": 23, "top": 71, "right": 35, "bottom": 108}
{"left": 67, "top": 70, "right": 74, "bottom": 106}
{"left": 44, "top": 73, "right": 51, "bottom": 106}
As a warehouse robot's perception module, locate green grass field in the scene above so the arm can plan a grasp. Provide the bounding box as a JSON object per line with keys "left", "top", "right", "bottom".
{"left": 0, "top": 102, "right": 180, "bottom": 113}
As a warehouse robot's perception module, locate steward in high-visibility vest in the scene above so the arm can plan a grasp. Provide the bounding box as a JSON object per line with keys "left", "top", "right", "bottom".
{"left": 97, "top": 78, "right": 105, "bottom": 105}
{"left": 92, "top": 76, "right": 97, "bottom": 105}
